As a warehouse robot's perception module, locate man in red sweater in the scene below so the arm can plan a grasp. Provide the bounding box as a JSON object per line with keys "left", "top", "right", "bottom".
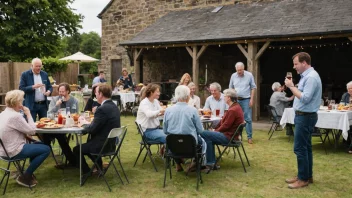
{"left": 200, "top": 88, "right": 244, "bottom": 167}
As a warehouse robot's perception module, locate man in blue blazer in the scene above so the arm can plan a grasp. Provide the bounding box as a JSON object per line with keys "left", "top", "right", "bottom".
{"left": 19, "top": 58, "right": 53, "bottom": 120}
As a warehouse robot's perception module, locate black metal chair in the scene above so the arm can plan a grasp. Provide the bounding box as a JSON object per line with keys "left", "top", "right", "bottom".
{"left": 163, "top": 134, "right": 203, "bottom": 190}
{"left": 312, "top": 127, "right": 331, "bottom": 155}
{"left": 209, "top": 123, "right": 250, "bottom": 173}
{"left": 266, "top": 105, "right": 283, "bottom": 140}
{"left": 0, "top": 138, "right": 31, "bottom": 195}
{"left": 81, "top": 126, "right": 129, "bottom": 191}
{"left": 133, "top": 121, "right": 163, "bottom": 172}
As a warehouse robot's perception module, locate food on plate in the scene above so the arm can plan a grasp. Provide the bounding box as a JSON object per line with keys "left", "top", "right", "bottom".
{"left": 203, "top": 110, "right": 212, "bottom": 116}
{"left": 36, "top": 123, "right": 46, "bottom": 128}
{"left": 39, "top": 117, "right": 51, "bottom": 122}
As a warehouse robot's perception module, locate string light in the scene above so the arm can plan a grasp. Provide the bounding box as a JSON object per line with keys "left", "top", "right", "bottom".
{"left": 267, "top": 42, "right": 351, "bottom": 50}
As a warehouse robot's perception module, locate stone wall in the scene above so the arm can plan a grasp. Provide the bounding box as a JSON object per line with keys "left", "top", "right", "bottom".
{"left": 100, "top": 0, "right": 280, "bottom": 83}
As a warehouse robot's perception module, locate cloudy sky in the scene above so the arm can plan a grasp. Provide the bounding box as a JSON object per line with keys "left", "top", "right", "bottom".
{"left": 71, "top": 0, "right": 111, "bottom": 35}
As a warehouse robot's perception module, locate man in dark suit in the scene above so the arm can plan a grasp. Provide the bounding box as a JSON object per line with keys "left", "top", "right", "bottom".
{"left": 19, "top": 58, "right": 53, "bottom": 120}
{"left": 73, "top": 84, "right": 121, "bottom": 174}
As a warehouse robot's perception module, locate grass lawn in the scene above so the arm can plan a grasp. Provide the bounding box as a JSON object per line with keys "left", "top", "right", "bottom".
{"left": 1, "top": 115, "right": 352, "bottom": 197}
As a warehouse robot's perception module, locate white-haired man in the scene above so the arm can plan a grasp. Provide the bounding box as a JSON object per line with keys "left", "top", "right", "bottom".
{"left": 163, "top": 85, "right": 205, "bottom": 172}
{"left": 229, "top": 62, "right": 256, "bottom": 144}
{"left": 204, "top": 82, "right": 228, "bottom": 117}
{"left": 19, "top": 58, "right": 52, "bottom": 120}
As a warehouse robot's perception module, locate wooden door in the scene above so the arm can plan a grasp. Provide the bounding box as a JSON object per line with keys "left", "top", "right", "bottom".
{"left": 111, "top": 59, "right": 122, "bottom": 87}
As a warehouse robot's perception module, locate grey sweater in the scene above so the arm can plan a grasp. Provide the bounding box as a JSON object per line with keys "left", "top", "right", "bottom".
{"left": 48, "top": 96, "right": 79, "bottom": 114}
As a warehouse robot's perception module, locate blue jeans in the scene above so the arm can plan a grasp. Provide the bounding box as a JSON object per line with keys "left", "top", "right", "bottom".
{"left": 144, "top": 128, "right": 166, "bottom": 144}
{"left": 238, "top": 99, "right": 252, "bottom": 139}
{"left": 12, "top": 143, "right": 50, "bottom": 175}
{"left": 30, "top": 103, "right": 48, "bottom": 121}
{"left": 294, "top": 113, "right": 317, "bottom": 181}
{"left": 200, "top": 130, "right": 229, "bottom": 165}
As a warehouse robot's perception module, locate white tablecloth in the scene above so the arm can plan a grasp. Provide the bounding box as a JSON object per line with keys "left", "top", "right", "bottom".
{"left": 280, "top": 108, "right": 352, "bottom": 140}
{"left": 119, "top": 92, "right": 136, "bottom": 109}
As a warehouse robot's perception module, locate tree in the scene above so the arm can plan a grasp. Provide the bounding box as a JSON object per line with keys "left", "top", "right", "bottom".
{"left": 0, "top": 0, "right": 82, "bottom": 61}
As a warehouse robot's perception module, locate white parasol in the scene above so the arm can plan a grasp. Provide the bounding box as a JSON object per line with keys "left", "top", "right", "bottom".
{"left": 59, "top": 51, "right": 99, "bottom": 74}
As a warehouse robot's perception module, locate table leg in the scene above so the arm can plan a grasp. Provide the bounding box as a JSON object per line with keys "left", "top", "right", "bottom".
{"left": 79, "top": 134, "right": 82, "bottom": 186}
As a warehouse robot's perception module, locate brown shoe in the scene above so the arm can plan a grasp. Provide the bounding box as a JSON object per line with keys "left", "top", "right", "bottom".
{"left": 248, "top": 139, "right": 253, "bottom": 144}
{"left": 288, "top": 180, "right": 309, "bottom": 189}
{"left": 16, "top": 174, "right": 36, "bottom": 188}
{"left": 286, "top": 176, "right": 313, "bottom": 184}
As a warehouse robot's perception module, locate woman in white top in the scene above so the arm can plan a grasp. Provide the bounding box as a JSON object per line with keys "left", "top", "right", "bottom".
{"left": 136, "top": 84, "right": 166, "bottom": 143}
{"left": 187, "top": 82, "right": 201, "bottom": 109}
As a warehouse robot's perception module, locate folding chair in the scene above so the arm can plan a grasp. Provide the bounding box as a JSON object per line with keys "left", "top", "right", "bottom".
{"left": 163, "top": 134, "right": 203, "bottom": 190}
{"left": 209, "top": 123, "right": 250, "bottom": 173}
{"left": 82, "top": 126, "right": 129, "bottom": 191}
{"left": 0, "top": 139, "right": 31, "bottom": 195}
{"left": 312, "top": 127, "right": 331, "bottom": 155}
{"left": 266, "top": 105, "right": 283, "bottom": 140}
{"left": 133, "top": 121, "right": 164, "bottom": 172}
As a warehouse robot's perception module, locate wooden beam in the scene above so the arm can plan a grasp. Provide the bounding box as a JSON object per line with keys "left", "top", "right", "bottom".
{"left": 255, "top": 41, "right": 270, "bottom": 61}
{"left": 192, "top": 46, "right": 199, "bottom": 92}
{"left": 185, "top": 46, "right": 193, "bottom": 57}
{"left": 8, "top": 61, "right": 14, "bottom": 90}
{"left": 196, "top": 45, "right": 208, "bottom": 60}
{"left": 247, "top": 42, "right": 259, "bottom": 121}
{"left": 348, "top": 37, "right": 352, "bottom": 42}
{"left": 237, "top": 44, "right": 250, "bottom": 60}
{"left": 125, "top": 33, "right": 352, "bottom": 49}
{"left": 135, "top": 48, "right": 144, "bottom": 61}
{"left": 134, "top": 49, "right": 141, "bottom": 84}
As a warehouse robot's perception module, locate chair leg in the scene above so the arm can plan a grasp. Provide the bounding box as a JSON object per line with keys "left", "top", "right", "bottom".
{"left": 196, "top": 156, "right": 200, "bottom": 191}
{"left": 133, "top": 145, "right": 145, "bottom": 167}
{"left": 207, "top": 147, "right": 227, "bottom": 174}
{"left": 109, "top": 156, "right": 124, "bottom": 185}
{"left": 236, "top": 147, "right": 247, "bottom": 173}
{"left": 117, "top": 156, "right": 129, "bottom": 183}
{"left": 95, "top": 162, "right": 112, "bottom": 192}
{"left": 268, "top": 123, "right": 278, "bottom": 140}
{"left": 268, "top": 123, "right": 275, "bottom": 135}
{"left": 145, "top": 146, "right": 158, "bottom": 172}
{"left": 319, "top": 135, "right": 328, "bottom": 155}
{"left": 163, "top": 156, "right": 170, "bottom": 188}
{"left": 240, "top": 144, "right": 250, "bottom": 166}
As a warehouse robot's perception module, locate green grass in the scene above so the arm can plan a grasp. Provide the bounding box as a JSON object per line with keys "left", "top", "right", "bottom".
{"left": 1, "top": 115, "right": 352, "bottom": 197}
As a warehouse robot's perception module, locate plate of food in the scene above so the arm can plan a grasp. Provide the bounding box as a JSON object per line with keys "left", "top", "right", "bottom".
{"left": 41, "top": 123, "right": 64, "bottom": 129}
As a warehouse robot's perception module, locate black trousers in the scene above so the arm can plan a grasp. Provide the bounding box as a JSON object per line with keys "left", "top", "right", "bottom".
{"left": 42, "top": 134, "right": 76, "bottom": 165}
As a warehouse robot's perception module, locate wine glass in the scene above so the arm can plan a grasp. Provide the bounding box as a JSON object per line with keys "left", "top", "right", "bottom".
{"left": 286, "top": 72, "right": 292, "bottom": 80}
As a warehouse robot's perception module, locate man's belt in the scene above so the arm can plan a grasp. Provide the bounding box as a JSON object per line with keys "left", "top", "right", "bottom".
{"left": 237, "top": 97, "right": 250, "bottom": 100}
{"left": 34, "top": 101, "right": 46, "bottom": 104}
{"left": 295, "top": 111, "right": 315, "bottom": 115}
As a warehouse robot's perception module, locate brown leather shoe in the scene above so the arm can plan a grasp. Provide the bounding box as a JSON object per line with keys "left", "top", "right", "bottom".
{"left": 248, "top": 139, "right": 253, "bottom": 144}
{"left": 285, "top": 176, "right": 313, "bottom": 184}
{"left": 288, "top": 180, "right": 309, "bottom": 189}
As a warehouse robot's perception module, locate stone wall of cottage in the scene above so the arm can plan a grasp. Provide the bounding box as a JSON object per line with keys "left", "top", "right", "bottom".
{"left": 100, "top": 0, "right": 280, "bottom": 84}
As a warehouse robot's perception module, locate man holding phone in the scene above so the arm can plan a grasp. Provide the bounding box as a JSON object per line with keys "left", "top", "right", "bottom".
{"left": 19, "top": 58, "right": 52, "bottom": 121}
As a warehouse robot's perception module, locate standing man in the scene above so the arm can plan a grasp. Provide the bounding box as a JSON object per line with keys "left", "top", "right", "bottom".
{"left": 74, "top": 84, "right": 120, "bottom": 175}
{"left": 284, "top": 52, "right": 322, "bottom": 189}
{"left": 229, "top": 62, "right": 256, "bottom": 144}
{"left": 19, "top": 58, "right": 52, "bottom": 121}
{"left": 92, "top": 71, "right": 107, "bottom": 85}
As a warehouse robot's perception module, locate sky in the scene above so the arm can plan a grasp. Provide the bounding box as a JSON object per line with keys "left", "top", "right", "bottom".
{"left": 70, "top": 0, "right": 111, "bottom": 36}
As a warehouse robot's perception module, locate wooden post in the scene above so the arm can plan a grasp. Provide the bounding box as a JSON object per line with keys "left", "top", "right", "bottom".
{"left": 134, "top": 48, "right": 144, "bottom": 84}
{"left": 238, "top": 42, "right": 270, "bottom": 121}
{"left": 185, "top": 45, "right": 208, "bottom": 94}
{"left": 8, "top": 61, "right": 14, "bottom": 90}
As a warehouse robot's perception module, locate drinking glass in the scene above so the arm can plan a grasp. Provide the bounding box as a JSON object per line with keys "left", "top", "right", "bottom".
{"left": 286, "top": 72, "right": 292, "bottom": 80}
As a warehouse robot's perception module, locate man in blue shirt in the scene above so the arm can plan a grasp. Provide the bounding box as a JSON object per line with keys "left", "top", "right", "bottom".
{"left": 284, "top": 52, "right": 322, "bottom": 189}
{"left": 92, "top": 71, "right": 107, "bottom": 85}
{"left": 163, "top": 85, "right": 205, "bottom": 172}
{"left": 229, "top": 62, "right": 257, "bottom": 144}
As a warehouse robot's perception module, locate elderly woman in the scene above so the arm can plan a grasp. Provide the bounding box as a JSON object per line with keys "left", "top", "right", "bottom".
{"left": 179, "top": 73, "right": 192, "bottom": 86}
{"left": 340, "top": 81, "right": 352, "bottom": 105}
{"left": 0, "top": 90, "right": 50, "bottom": 187}
{"left": 163, "top": 85, "right": 205, "bottom": 171}
{"left": 117, "top": 68, "right": 134, "bottom": 89}
{"left": 200, "top": 89, "right": 244, "bottom": 169}
{"left": 187, "top": 82, "right": 201, "bottom": 109}
{"left": 136, "top": 83, "right": 166, "bottom": 144}
{"left": 269, "top": 82, "right": 294, "bottom": 116}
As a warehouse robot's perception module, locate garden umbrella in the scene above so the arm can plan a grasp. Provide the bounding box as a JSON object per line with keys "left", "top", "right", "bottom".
{"left": 59, "top": 51, "right": 99, "bottom": 74}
